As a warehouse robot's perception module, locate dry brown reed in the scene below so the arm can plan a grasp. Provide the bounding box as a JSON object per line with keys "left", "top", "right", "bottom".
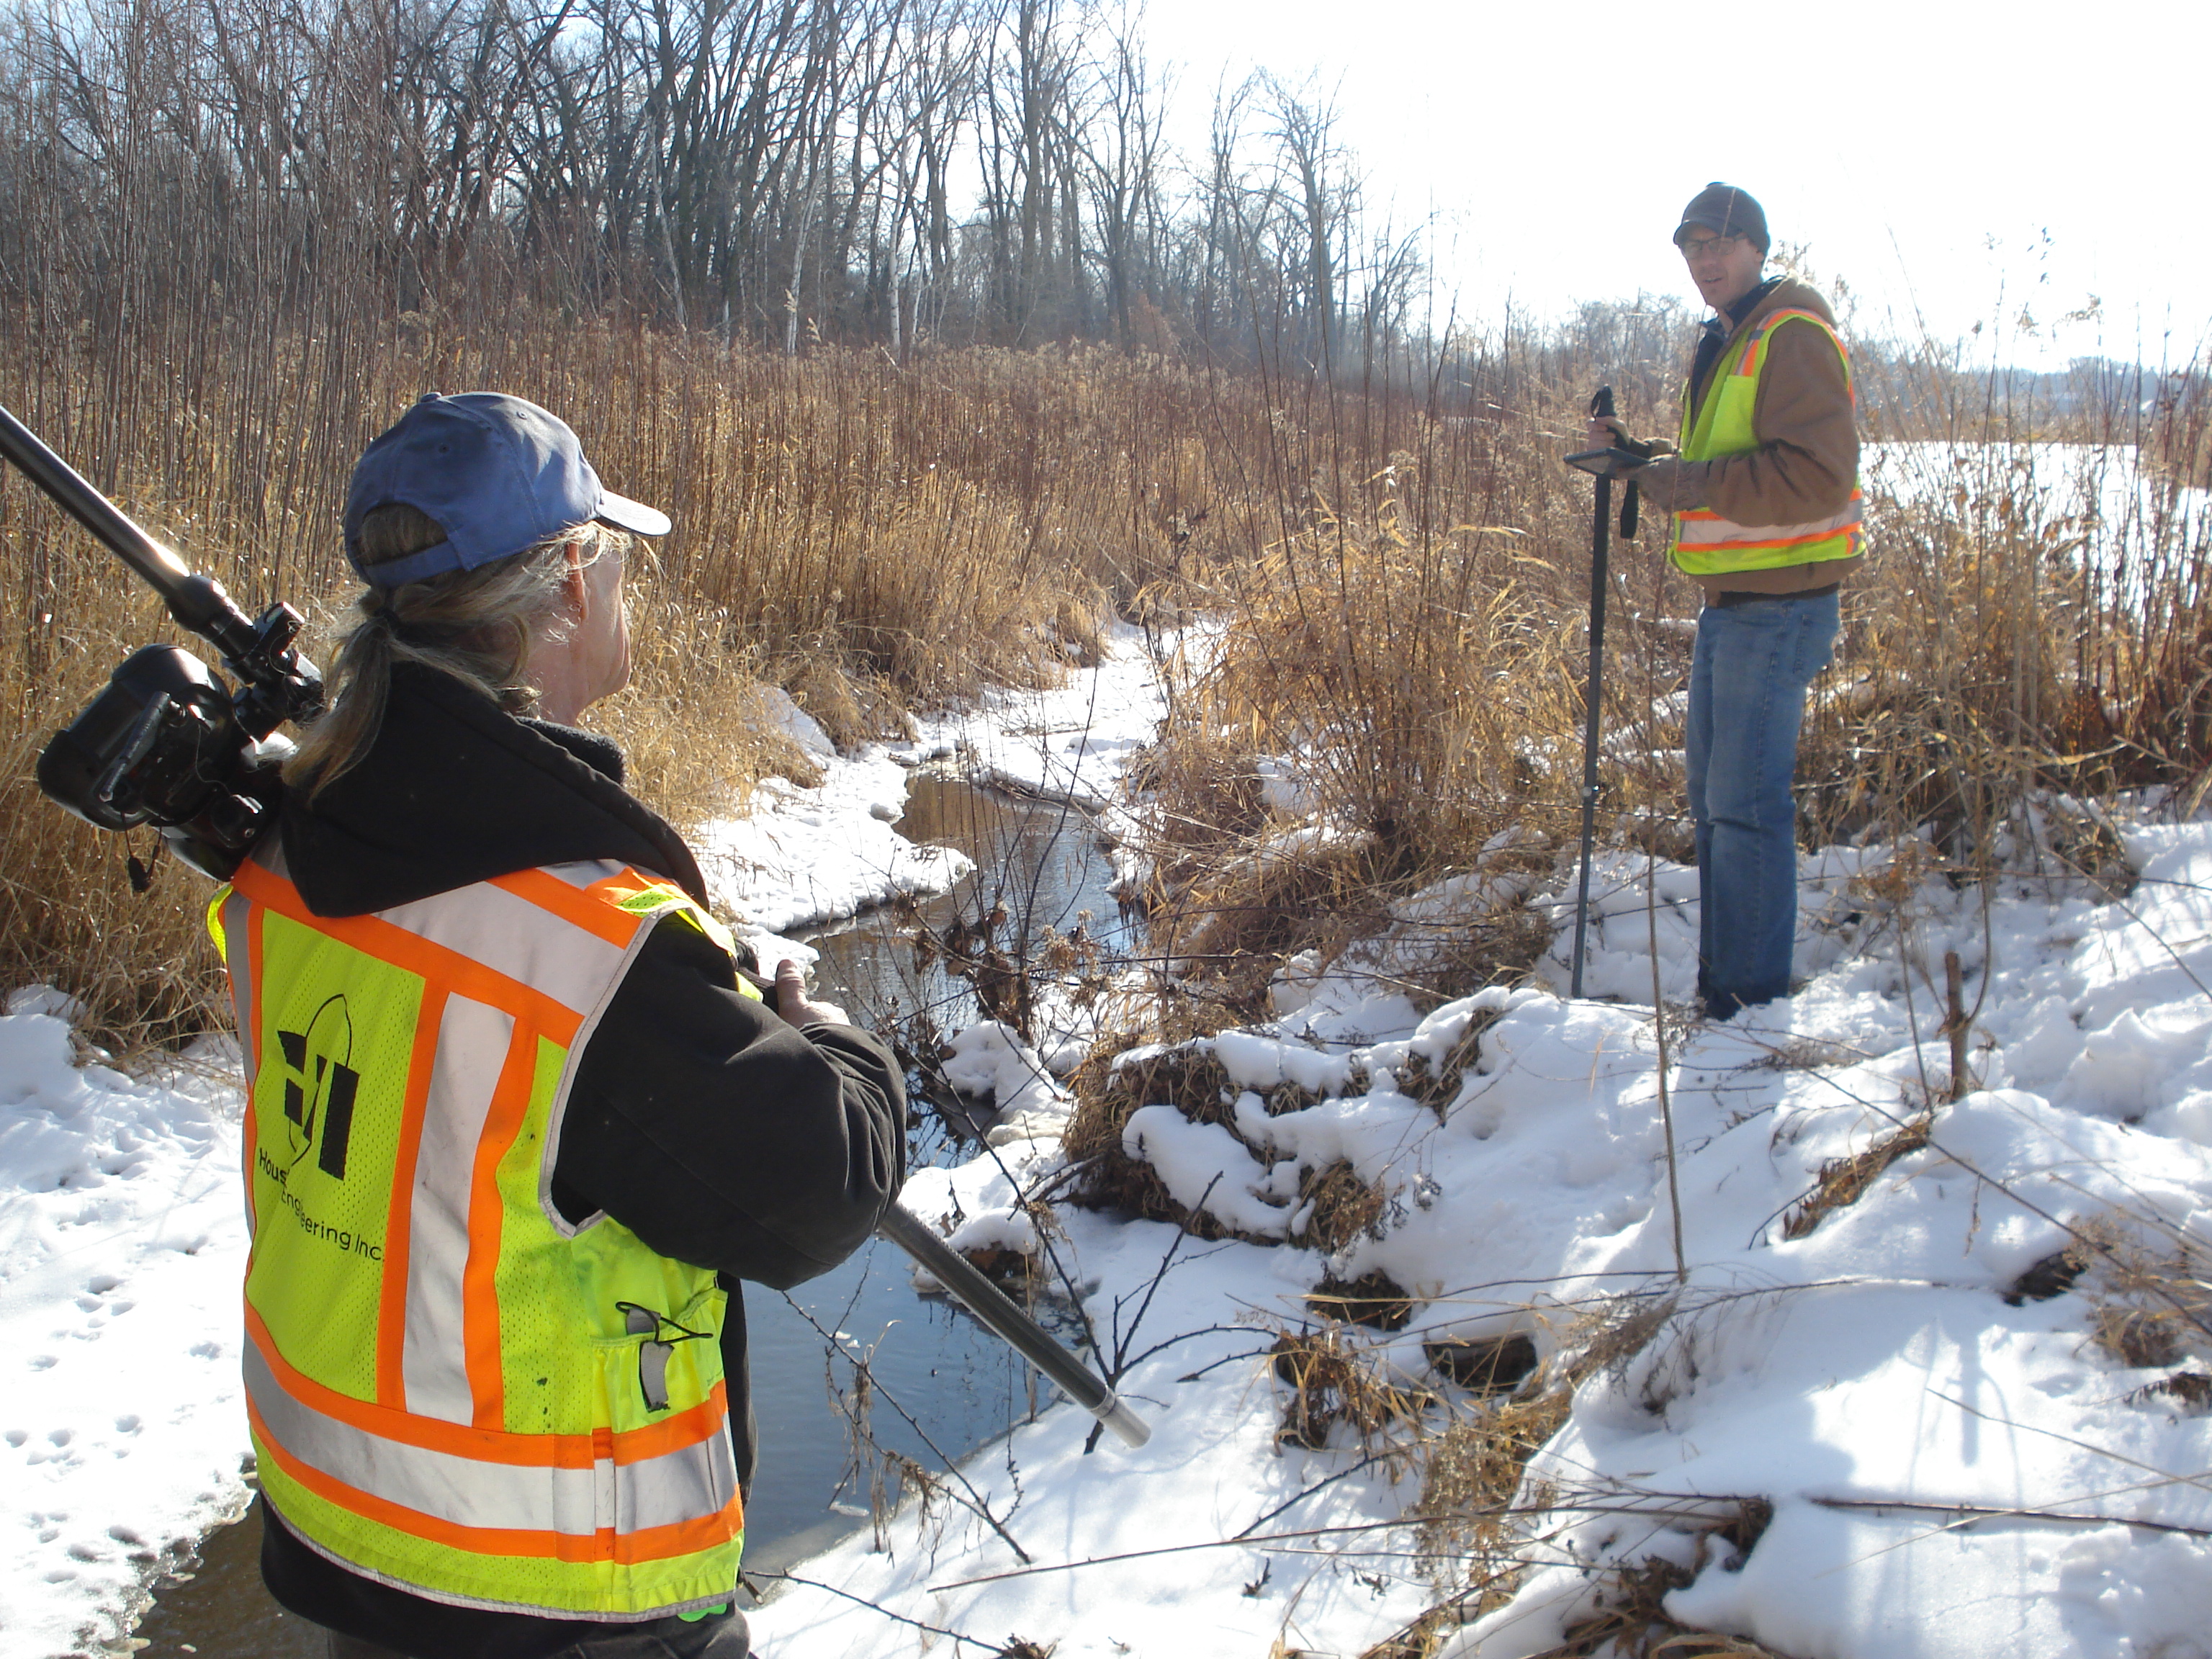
{"left": 1112, "top": 341, "right": 2212, "bottom": 1030}
{"left": 1290, "top": 1159, "right": 1389, "bottom": 1255}
{"left": 12, "top": 290, "right": 2212, "bottom": 1056}
{"left": 0, "top": 331, "right": 1294, "bottom": 1035}
{"left": 1797, "top": 354, "right": 2212, "bottom": 854}
{"left": 1538, "top": 1512, "right": 1784, "bottom": 1659}
{"left": 1110, "top": 368, "right": 1690, "bottom": 1018}
{"left": 1269, "top": 1326, "right": 1436, "bottom": 1455}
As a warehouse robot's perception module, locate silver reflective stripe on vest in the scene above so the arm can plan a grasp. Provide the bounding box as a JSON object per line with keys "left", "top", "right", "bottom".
{"left": 403, "top": 994, "right": 516, "bottom": 1425}
{"left": 246, "top": 1341, "right": 737, "bottom": 1535}
{"left": 377, "top": 881, "right": 629, "bottom": 1012}
{"left": 220, "top": 888, "right": 260, "bottom": 1087}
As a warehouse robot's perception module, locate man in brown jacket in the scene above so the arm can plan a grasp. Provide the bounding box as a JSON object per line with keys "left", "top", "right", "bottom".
{"left": 1591, "top": 183, "right": 1861, "bottom": 1020}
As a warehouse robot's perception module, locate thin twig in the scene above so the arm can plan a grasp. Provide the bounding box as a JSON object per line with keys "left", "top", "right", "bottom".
{"left": 927, "top": 1517, "right": 1444, "bottom": 1592}
{"left": 1084, "top": 1170, "right": 1221, "bottom": 1452}
{"left": 759, "top": 1569, "right": 997, "bottom": 1650}
{"left": 1809, "top": 1494, "right": 2212, "bottom": 1539}
{"left": 1233, "top": 1449, "right": 1395, "bottom": 1539}
{"left": 779, "top": 1292, "right": 1035, "bottom": 1563}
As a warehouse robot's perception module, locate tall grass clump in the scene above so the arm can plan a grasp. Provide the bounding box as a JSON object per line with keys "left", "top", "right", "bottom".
{"left": 1118, "top": 346, "right": 1691, "bottom": 997}
{"left": 1796, "top": 346, "right": 2212, "bottom": 852}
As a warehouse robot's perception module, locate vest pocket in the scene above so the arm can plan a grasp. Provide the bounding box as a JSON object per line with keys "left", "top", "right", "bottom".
{"left": 613, "top": 1287, "right": 725, "bottom": 1416}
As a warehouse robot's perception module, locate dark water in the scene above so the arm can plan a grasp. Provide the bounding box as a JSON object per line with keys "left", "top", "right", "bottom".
{"left": 132, "top": 775, "right": 1130, "bottom": 1654}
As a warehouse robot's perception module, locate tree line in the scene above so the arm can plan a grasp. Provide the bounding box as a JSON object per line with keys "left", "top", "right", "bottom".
{"left": 0, "top": 0, "right": 1434, "bottom": 364}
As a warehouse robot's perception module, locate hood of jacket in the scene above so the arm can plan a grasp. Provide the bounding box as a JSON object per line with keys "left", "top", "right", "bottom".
{"left": 276, "top": 662, "right": 706, "bottom": 917}
{"left": 1735, "top": 274, "right": 1837, "bottom": 334}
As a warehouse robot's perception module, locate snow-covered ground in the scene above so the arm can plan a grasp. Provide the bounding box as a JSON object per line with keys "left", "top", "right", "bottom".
{"left": 752, "top": 793, "right": 2212, "bottom": 1658}
{"left": 0, "top": 997, "right": 256, "bottom": 1656}
{"left": 11, "top": 616, "right": 2212, "bottom": 1658}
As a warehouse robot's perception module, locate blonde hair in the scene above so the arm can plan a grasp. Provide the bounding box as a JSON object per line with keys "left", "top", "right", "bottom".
{"left": 285, "top": 505, "right": 626, "bottom": 799}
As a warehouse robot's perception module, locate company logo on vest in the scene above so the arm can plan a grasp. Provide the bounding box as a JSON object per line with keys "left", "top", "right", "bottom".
{"left": 278, "top": 993, "right": 360, "bottom": 1180}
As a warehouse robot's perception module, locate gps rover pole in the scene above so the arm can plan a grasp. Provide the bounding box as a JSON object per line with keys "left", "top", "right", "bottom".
{"left": 1562, "top": 387, "right": 1645, "bottom": 998}
{"left": 1570, "top": 387, "right": 1618, "bottom": 997}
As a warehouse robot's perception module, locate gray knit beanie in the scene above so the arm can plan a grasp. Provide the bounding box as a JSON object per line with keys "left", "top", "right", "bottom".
{"left": 1673, "top": 183, "right": 1769, "bottom": 253}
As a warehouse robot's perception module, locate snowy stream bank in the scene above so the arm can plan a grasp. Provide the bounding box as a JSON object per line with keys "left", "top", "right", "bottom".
{"left": 9, "top": 616, "right": 2212, "bottom": 1658}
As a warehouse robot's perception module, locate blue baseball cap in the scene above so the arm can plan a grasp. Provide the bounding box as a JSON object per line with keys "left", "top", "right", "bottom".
{"left": 343, "top": 392, "right": 671, "bottom": 587}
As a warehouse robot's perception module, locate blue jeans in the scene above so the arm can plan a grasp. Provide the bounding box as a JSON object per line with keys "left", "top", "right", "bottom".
{"left": 1685, "top": 590, "right": 1839, "bottom": 1019}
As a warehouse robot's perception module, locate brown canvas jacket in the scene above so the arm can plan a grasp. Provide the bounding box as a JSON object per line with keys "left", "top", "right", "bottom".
{"left": 1659, "top": 275, "right": 1863, "bottom": 597}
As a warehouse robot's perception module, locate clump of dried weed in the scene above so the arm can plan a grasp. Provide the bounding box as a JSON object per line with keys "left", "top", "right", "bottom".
{"left": 1780, "top": 1113, "right": 1933, "bottom": 1241}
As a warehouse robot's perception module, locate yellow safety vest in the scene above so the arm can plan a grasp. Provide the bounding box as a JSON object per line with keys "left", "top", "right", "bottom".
{"left": 1671, "top": 307, "right": 1864, "bottom": 577}
{"left": 207, "top": 850, "right": 760, "bottom": 1619}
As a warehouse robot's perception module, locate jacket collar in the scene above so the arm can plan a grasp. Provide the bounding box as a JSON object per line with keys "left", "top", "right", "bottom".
{"left": 276, "top": 663, "right": 708, "bottom": 917}
{"left": 1697, "top": 276, "right": 1783, "bottom": 354}
{"left": 1690, "top": 275, "right": 1838, "bottom": 410}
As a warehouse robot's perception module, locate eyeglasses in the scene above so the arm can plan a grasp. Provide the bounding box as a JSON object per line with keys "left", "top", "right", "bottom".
{"left": 1679, "top": 233, "right": 1743, "bottom": 261}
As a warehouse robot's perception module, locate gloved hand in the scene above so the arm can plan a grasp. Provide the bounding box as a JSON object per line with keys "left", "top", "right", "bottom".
{"left": 1626, "top": 457, "right": 1709, "bottom": 510}
{"left": 1586, "top": 415, "right": 1675, "bottom": 459}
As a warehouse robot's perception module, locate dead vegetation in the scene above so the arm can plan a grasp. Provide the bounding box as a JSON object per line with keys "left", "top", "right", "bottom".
{"left": 1137, "top": 830, "right": 1398, "bottom": 1020}
{"left": 1416, "top": 902, "right": 1560, "bottom": 1010}
{"left": 1424, "top": 1334, "right": 1539, "bottom": 1396}
{"left": 1305, "top": 1269, "right": 1416, "bottom": 1331}
{"left": 2130, "top": 1370, "right": 2212, "bottom": 1413}
{"left": 1259, "top": 1271, "right": 1799, "bottom": 1659}
{"left": 1269, "top": 1327, "right": 1437, "bottom": 1455}
{"left": 1537, "top": 1500, "right": 1781, "bottom": 1659}
{"left": 1290, "top": 1161, "right": 1390, "bottom": 1254}
{"left": 1413, "top": 1390, "right": 1573, "bottom": 1570}
{"left": 1395, "top": 1014, "right": 1502, "bottom": 1118}
{"left": 2070, "top": 1214, "right": 2212, "bottom": 1372}
{"left": 1780, "top": 1113, "right": 1934, "bottom": 1241}
{"left": 1061, "top": 1040, "right": 1236, "bottom": 1229}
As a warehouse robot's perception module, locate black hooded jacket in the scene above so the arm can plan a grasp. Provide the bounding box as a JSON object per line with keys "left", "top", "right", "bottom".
{"left": 254, "top": 662, "right": 905, "bottom": 1658}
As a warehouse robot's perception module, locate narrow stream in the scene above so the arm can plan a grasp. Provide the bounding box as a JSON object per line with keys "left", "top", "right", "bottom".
{"left": 131, "top": 773, "right": 1133, "bottom": 1655}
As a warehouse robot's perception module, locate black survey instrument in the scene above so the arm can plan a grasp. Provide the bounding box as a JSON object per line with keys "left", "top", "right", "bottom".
{"left": 3, "top": 402, "right": 323, "bottom": 878}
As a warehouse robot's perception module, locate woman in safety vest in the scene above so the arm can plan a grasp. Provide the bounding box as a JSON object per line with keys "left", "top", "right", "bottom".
{"left": 210, "top": 392, "right": 905, "bottom": 1658}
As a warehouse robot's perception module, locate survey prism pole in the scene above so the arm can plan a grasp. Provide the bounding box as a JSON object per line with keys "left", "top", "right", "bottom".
{"left": 1568, "top": 387, "right": 1617, "bottom": 999}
